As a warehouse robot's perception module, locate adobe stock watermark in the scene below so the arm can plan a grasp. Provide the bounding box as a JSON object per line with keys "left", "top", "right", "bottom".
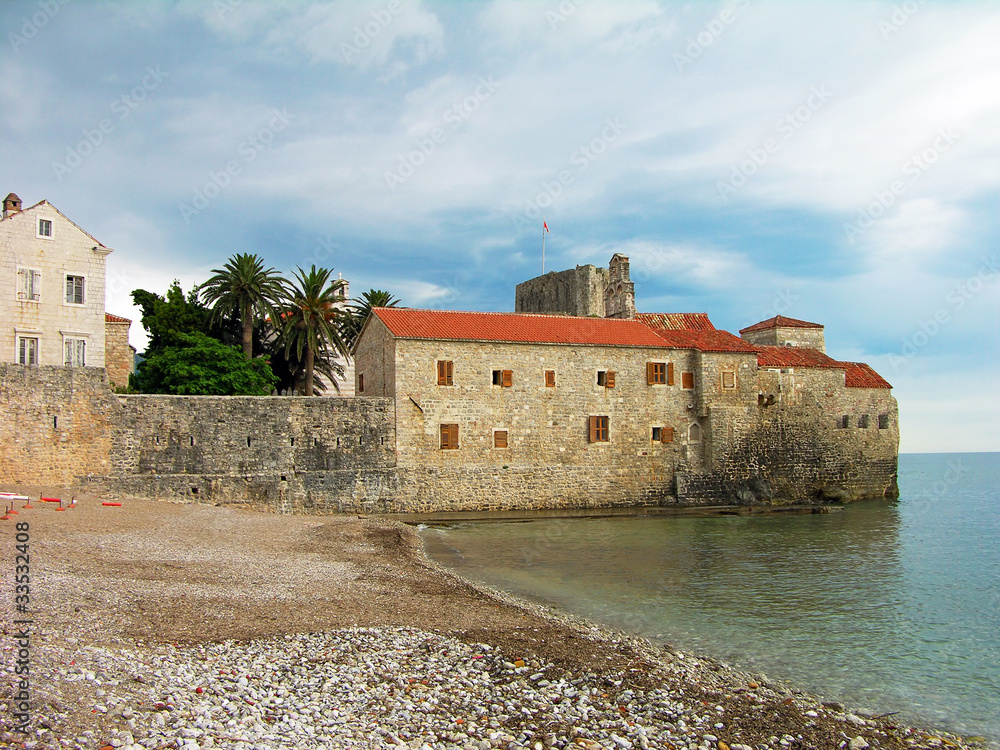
{"left": 509, "top": 117, "right": 626, "bottom": 231}
{"left": 887, "top": 254, "right": 998, "bottom": 372}
{"left": 178, "top": 108, "right": 294, "bottom": 223}
{"left": 674, "top": 0, "right": 750, "bottom": 72}
{"left": 878, "top": 0, "right": 927, "bottom": 40}
{"left": 8, "top": 0, "right": 70, "bottom": 52}
{"left": 384, "top": 76, "right": 501, "bottom": 191}
{"left": 906, "top": 456, "right": 968, "bottom": 518}
{"left": 843, "top": 127, "right": 958, "bottom": 245}
{"left": 756, "top": 287, "right": 799, "bottom": 323}
{"left": 546, "top": 0, "right": 587, "bottom": 29}
{"left": 717, "top": 85, "right": 832, "bottom": 201}
{"left": 51, "top": 66, "right": 168, "bottom": 183}
{"left": 341, "top": 1, "right": 403, "bottom": 63}
{"left": 213, "top": 0, "right": 243, "bottom": 21}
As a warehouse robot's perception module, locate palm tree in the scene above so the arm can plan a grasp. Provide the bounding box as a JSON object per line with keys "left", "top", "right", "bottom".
{"left": 279, "top": 265, "right": 350, "bottom": 396}
{"left": 200, "top": 253, "right": 288, "bottom": 360}
{"left": 342, "top": 288, "right": 401, "bottom": 348}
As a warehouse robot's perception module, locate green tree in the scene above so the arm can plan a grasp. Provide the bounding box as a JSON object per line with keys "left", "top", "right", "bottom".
{"left": 199, "top": 253, "right": 287, "bottom": 360}
{"left": 132, "top": 281, "right": 211, "bottom": 356}
{"left": 341, "top": 288, "right": 401, "bottom": 349}
{"left": 131, "top": 331, "right": 277, "bottom": 395}
{"left": 279, "top": 265, "right": 349, "bottom": 396}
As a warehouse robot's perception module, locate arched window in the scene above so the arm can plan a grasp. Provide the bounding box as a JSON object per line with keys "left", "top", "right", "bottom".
{"left": 688, "top": 422, "right": 702, "bottom": 443}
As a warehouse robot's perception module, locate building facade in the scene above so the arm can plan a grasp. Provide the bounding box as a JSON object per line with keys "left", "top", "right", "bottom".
{"left": 1, "top": 193, "right": 119, "bottom": 373}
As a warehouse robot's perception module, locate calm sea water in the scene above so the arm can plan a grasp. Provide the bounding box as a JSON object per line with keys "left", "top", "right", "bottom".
{"left": 420, "top": 453, "right": 1000, "bottom": 742}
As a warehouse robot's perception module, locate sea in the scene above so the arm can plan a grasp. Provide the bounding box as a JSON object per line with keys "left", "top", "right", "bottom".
{"left": 419, "top": 452, "right": 1000, "bottom": 743}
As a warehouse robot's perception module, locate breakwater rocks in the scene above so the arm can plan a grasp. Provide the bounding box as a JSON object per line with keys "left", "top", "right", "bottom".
{"left": 2, "top": 625, "right": 984, "bottom": 750}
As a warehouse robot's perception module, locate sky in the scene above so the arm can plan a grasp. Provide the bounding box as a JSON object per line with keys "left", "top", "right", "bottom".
{"left": 2, "top": 0, "right": 998, "bottom": 453}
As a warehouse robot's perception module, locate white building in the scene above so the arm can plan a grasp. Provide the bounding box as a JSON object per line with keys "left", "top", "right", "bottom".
{"left": 1, "top": 193, "right": 113, "bottom": 370}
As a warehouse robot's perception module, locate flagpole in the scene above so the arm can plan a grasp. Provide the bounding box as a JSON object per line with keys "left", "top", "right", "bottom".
{"left": 542, "top": 220, "right": 546, "bottom": 274}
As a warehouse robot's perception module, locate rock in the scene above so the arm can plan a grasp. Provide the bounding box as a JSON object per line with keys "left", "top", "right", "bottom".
{"left": 849, "top": 738, "right": 870, "bottom": 750}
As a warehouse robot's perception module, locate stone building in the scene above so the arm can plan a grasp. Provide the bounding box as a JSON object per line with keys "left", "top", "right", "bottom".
{"left": 104, "top": 312, "right": 136, "bottom": 389}
{"left": 515, "top": 253, "right": 635, "bottom": 319}
{"left": 1, "top": 192, "right": 130, "bottom": 376}
{"left": 739, "top": 315, "right": 827, "bottom": 352}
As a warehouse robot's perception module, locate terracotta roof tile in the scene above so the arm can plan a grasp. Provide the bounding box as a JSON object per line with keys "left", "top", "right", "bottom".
{"left": 740, "top": 315, "right": 824, "bottom": 334}
{"left": 372, "top": 308, "right": 671, "bottom": 347}
{"left": 635, "top": 312, "right": 715, "bottom": 331}
{"left": 839, "top": 362, "right": 892, "bottom": 389}
{"left": 105, "top": 312, "right": 132, "bottom": 324}
{"left": 650, "top": 328, "right": 759, "bottom": 353}
{"left": 755, "top": 345, "right": 841, "bottom": 368}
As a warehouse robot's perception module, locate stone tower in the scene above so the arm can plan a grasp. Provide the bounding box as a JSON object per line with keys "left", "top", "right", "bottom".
{"left": 603, "top": 253, "right": 635, "bottom": 319}
{"left": 515, "top": 254, "right": 636, "bottom": 319}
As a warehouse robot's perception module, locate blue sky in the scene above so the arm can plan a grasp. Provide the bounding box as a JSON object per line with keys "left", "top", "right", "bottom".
{"left": 2, "top": 0, "right": 998, "bottom": 452}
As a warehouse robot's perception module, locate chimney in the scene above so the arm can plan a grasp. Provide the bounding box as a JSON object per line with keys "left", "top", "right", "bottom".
{"left": 3, "top": 193, "right": 22, "bottom": 219}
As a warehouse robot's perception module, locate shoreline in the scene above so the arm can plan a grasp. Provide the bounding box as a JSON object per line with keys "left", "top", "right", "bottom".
{"left": 0, "top": 494, "right": 991, "bottom": 750}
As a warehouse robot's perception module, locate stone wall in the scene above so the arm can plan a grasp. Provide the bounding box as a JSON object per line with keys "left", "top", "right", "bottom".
{"left": 741, "top": 325, "right": 826, "bottom": 352}
{"left": 515, "top": 265, "right": 609, "bottom": 317}
{"left": 104, "top": 319, "right": 133, "bottom": 389}
{"left": 0, "top": 363, "right": 120, "bottom": 486}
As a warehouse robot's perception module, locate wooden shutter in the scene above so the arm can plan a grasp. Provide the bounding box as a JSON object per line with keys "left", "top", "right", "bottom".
{"left": 667, "top": 362, "right": 675, "bottom": 386}
{"left": 494, "top": 430, "right": 508, "bottom": 448}
{"left": 440, "top": 423, "right": 458, "bottom": 449}
{"left": 605, "top": 371, "right": 616, "bottom": 388}
{"left": 589, "top": 416, "right": 598, "bottom": 442}
{"left": 646, "top": 362, "right": 655, "bottom": 385}
{"left": 662, "top": 426, "right": 674, "bottom": 443}
{"left": 545, "top": 370, "right": 556, "bottom": 387}
{"left": 682, "top": 372, "right": 694, "bottom": 389}
{"left": 501, "top": 369, "right": 513, "bottom": 387}
{"left": 722, "top": 371, "right": 736, "bottom": 389}
{"left": 437, "top": 360, "right": 453, "bottom": 385}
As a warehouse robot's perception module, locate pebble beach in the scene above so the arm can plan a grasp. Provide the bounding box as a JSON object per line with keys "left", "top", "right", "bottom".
{"left": 0, "top": 495, "right": 988, "bottom": 750}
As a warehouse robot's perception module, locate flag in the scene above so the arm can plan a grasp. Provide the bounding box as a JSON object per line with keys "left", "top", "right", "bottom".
{"left": 543, "top": 221, "right": 549, "bottom": 233}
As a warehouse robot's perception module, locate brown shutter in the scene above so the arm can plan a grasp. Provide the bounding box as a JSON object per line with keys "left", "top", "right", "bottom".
{"left": 589, "top": 416, "right": 598, "bottom": 442}
{"left": 545, "top": 370, "right": 556, "bottom": 387}
{"left": 667, "top": 362, "right": 675, "bottom": 386}
{"left": 647, "top": 362, "right": 655, "bottom": 385}
{"left": 438, "top": 361, "right": 453, "bottom": 385}
{"left": 682, "top": 372, "right": 694, "bottom": 389}
{"left": 662, "top": 426, "right": 674, "bottom": 443}
{"left": 494, "top": 430, "right": 508, "bottom": 448}
{"left": 447, "top": 361, "right": 453, "bottom": 385}
{"left": 502, "top": 369, "right": 513, "bottom": 387}
{"left": 605, "top": 370, "right": 616, "bottom": 388}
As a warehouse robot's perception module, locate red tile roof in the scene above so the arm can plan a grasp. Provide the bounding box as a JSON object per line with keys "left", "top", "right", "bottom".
{"left": 755, "top": 346, "right": 891, "bottom": 388}
{"left": 755, "top": 345, "right": 841, "bottom": 369}
{"left": 372, "top": 308, "right": 672, "bottom": 347}
{"left": 651, "top": 328, "right": 759, "bottom": 353}
{"left": 839, "top": 362, "right": 892, "bottom": 389}
{"left": 636, "top": 312, "right": 715, "bottom": 331}
{"left": 105, "top": 312, "right": 131, "bottom": 324}
{"left": 740, "top": 315, "right": 823, "bottom": 334}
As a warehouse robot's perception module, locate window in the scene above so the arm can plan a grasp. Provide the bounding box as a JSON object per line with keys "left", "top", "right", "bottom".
{"left": 858, "top": 415, "right": 870, "bottom": 429}
{"left": 65, "top": 275, "right": 85, "bottom": 305}
{"left": 688, "top": 422, "right": 702, "bottom": 442}
{"left": 839, "top": 415, "right": 850, "bottom": 429}
{"left": 494, "top": 430, "right": 508, "bottom": 448}
{"left": 647, "top": 362, "right": 666, "bottom": 385}
{"left": 721, "top": 371, "right": 736, "bottom": 389}
{"left": 545, "top": 370, "right": 556, "bottom": 388}
{"left": 492, "top": 369, "right": 513, "bottom": 387}
{"left": 16, "top": 269, "right": 41, "bottom": 301}
{"left": 440, "top": 423, "right": 459, "bottom": 449}
{"left": 878, "top": 414, "right": 890, "bottom": 430}
{"left": 436, "top": 360, "right": 453, "bottom": 386}
{"left": 588, "top": 415, "right": 609, "bottom": 442}
{"left": 652, "top": 426, "right": 675, "bottom": 443}
{"left": 17, "top": 336, "right": 39, "bottom": 365}
{"left": 681, "top": 372, "right": 695, "bottom": 390}
{"left": 37, "top": 218, "right": 52, "bottom": 238}
{"left": 597, "top": 370, "right": 616, "bottom": 388}
{"left": 64, "top": 338, "right": 86, "bottom": 367}
{"left": 358, "top": 373, "right": 365, "bottom": 393}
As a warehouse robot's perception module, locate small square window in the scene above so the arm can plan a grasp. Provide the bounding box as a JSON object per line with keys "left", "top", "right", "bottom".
{"left": 878, "top": 414, "right": 889, "bottom": 430}
{"left": 651, "top": 427, "right": 662, "bottom": 442}
{"left": 494, "top": 430, "right": 508, "bottom": 448}
{"left": 65, "top": 275, "right": 85, "bottom": 305}
{"left": 589, "top": 415, "right": 609, "bottom": 442}
{"left": 440, "top": 423, "right": 459, "bottom": 449}
{"left": 839, "top": 415, "right": 850, "bottom": 429}
{"left": 492, "top": 369, "right": 513, "bottom": 387}
{"left": 64, "top": 338, "right": 86, "bottom": 367}
{"left": 37, "top": 218, "right": 52, "bottom": 238}
{"left": 647, "top": 362, "right": 666, "bottom": 384}
{"left": 16, "top": 269, "right": 41, "bottom": 301}
{"left": 545, "top": 369, "right": 556, "bottom": 387}
{"left": 721, "top": 371, "right": 736, "bottom": 389}
{"left": 858, "top": 415, "right": 870, "bottom": 429}
{"left": 597, "top": 370, "right": 616, "bottom": 387}
{"left": 681, "top": 372, "right": 695, "bottom": 390}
